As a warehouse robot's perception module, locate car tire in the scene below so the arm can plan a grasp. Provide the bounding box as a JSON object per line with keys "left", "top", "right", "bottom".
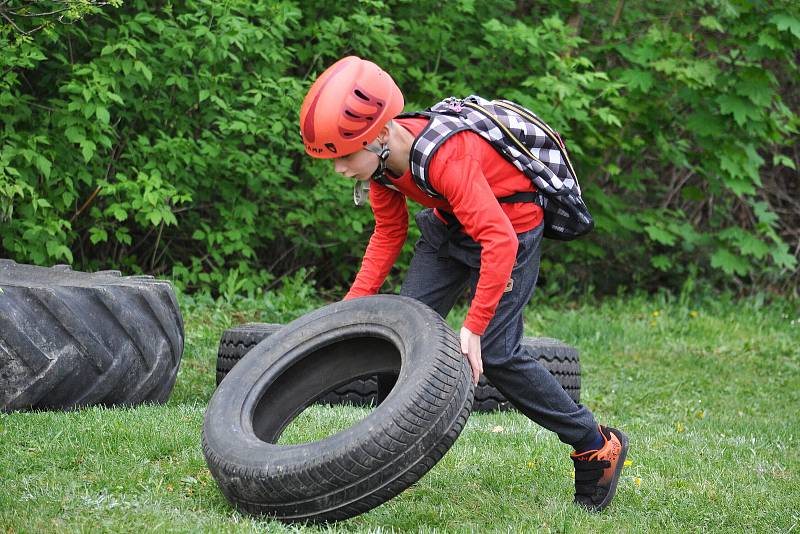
{"left": 202, "top": 295, "right": 473, "bottom": 522}
{"left": 215, "top": 325, "right": 581, "bottom": 411}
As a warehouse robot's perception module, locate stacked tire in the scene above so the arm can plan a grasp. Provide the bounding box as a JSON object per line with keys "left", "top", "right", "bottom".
{"left": 0, "top": 260, "right": 184, "bottom": 412}
{"left": 216, "top": 323, "right": 581, "bottom": 411}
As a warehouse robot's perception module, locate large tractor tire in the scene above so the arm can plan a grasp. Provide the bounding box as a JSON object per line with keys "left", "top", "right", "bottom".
{"left": 0, "top": 260, "right": 184, "bottom": 412}
{"left": 216, "top": 324, "right": 581, "bottom": 410}
{"left": 202, "top": 295, "right": 473, "bottom": 522}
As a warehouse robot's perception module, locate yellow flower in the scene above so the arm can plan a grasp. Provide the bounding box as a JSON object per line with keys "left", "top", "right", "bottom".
{"left": 570, "top": 470, "right": 575, "bottom": 479}
{"left": 652, "top": 310, "right": 661, "bottom": 318}
{"left": 634, "top": 477, "right": 642, "bottom": 487}
{"left": 527, "top": 461, "right": 536, "bottom": 468}
{"left": 676, "top": 422, "right": 685, "bottom": 433}
{"left": 689, "top": 310, "right": 699, "bottom": 318}
{"left": 624, "top": 460, "right": 633, "bottom": 467}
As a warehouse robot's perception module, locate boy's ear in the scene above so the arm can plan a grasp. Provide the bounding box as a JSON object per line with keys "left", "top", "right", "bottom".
{"left": 379, "top": 124, "right": 391, "bottom": 144}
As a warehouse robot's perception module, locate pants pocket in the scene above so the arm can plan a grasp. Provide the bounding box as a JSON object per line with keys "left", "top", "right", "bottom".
{"left": 414, "top": 209, "right": 449, "bottom": 249}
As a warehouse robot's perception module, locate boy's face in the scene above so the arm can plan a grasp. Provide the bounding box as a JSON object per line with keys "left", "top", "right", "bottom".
{"left": 333, "top": 148, "right": 378, "bottom": 182}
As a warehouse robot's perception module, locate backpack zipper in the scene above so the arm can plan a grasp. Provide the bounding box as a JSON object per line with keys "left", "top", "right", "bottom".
{"left": 495, "top": 100, "right": 564, "bottom": 149}
{"left": 493, "top": 100, "right": 579, "bottom": 181}
{"left": 461, "top": 101, "right": 557, "bottom": 183}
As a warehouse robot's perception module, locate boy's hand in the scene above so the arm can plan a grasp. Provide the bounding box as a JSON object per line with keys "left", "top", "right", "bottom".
{"left": 459, "top": 326, "right": 483, "bottom": 385}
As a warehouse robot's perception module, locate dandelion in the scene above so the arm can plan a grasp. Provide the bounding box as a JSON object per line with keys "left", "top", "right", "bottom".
{"left": 676, "top": 422, "right": 685, "bottom": 433}
{"left": 689, "top": 310, "right": 699, "bottom": 318}
{"left": 527, "top": 461, "right": 536, "bottom": 469}
{"left": 570, "top": 470, "right": 575, "bottom": 479}
{"left": 634, "top": 477, "right": 642, "bottom": 487}
{"left": 696, "top": 410, "right": 705, "bottom": 419}
{"left": 624, "top": 460, "right": 633, "bottom": 467}
{"left": 652, "top": 310, "right": 661, "bottom": 318}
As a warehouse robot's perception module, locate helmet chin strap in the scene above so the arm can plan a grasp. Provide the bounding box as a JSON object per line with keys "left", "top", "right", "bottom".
{"left": 353, "top": 137, "right": 391, "bottom": 207}
{"left": 364, "top": 141, "right": 391, "bottom": 182}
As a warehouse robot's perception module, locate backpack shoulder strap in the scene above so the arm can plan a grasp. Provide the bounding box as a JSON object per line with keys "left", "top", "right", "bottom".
{"left": 397, "top": 101, "right": 475, "bottom": 198}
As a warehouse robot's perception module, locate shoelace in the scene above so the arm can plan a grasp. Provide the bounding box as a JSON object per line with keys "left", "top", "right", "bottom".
{"left": 572, "top": 458, "right": 611, "bottom": 497}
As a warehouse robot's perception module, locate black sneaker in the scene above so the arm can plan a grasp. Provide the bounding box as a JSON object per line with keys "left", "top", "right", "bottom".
{"left": 570, "top": 425, "right": 629, "bottom": 511}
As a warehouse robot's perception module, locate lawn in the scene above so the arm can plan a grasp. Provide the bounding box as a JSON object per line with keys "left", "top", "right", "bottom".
{"left": 1, "top": 292, "right": 798, "bottom": 533}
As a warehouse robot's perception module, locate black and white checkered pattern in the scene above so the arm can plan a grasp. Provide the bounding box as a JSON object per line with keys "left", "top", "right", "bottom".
{"left": 396, "top": 95, "right": 593, "bottom": 240}
{"left": 405, "top": 114, "right": 472, "bottom": 196}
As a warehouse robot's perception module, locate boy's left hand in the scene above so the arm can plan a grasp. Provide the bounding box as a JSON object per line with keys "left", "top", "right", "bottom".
{"left": 459, "top": 326, "right": 483, "bottom": 385}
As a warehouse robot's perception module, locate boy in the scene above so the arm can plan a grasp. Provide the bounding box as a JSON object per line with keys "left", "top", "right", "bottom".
{"left": 299, "top": 55, "right": 628, "bottom": 511}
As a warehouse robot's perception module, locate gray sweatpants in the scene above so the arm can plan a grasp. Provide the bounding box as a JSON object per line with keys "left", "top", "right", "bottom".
{"left": 398, "top": 208, "right": 598, "bottom": 448}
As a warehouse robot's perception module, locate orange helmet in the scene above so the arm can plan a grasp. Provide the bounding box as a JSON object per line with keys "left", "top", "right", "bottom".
{"left": 300, "top": 56, "right": 404, "bottom": 159}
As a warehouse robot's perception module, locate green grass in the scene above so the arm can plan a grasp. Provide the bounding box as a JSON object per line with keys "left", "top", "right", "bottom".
{"left": 1, "top": 293, "right": 798, "bottom": 533}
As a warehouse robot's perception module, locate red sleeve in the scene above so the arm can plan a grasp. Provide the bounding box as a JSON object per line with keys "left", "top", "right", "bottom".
{"left": 430, "top": 155, "right": 518, "bottom": 335}
{"left": 344, "top": 181, "right": 408, "bottom": 299}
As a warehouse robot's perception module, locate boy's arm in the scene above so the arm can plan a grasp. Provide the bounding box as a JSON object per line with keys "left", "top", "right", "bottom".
{"left": 430, "top": 154, "right": 518, "bottom": 335}
{"left": 344, "top": 182, "right": 408, "bottom": 299}
{"left": 430, "top": 154, "right": 517, "bottom": 385}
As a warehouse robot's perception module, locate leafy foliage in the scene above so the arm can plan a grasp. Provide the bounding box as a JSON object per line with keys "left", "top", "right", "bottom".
{"left": 1, "top": 0, "right": 798, "bottom": 297}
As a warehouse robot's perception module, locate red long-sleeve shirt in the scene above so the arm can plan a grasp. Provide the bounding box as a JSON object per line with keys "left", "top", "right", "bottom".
{"left": 344, "top": 116, "right": 544, "bottom": 335}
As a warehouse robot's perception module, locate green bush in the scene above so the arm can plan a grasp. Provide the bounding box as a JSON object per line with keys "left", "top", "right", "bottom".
{"left": 1, "top": 0, "right": 798, "bottom": 297}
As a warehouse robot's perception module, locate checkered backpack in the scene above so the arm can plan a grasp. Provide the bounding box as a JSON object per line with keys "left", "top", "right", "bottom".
{"left": 390, "top": 95, "right": 594, "bottom": 240}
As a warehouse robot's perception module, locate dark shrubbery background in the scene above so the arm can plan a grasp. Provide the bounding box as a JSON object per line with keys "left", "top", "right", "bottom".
{"left": 2, "top": 0, "right": 798, "bottom": 299}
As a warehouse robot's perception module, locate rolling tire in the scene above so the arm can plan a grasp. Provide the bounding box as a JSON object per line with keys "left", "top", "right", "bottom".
{"left": 202, "top": 295, "right": 474, "bottom": 522}
{"left": 215, "top": 325, "right": 581, "bottom": 411}
{"left": 217, "top": 323, "right": 381, "bottom": 405}
{"left": 0, "top": 260, "right": 184, "bottom": 412}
